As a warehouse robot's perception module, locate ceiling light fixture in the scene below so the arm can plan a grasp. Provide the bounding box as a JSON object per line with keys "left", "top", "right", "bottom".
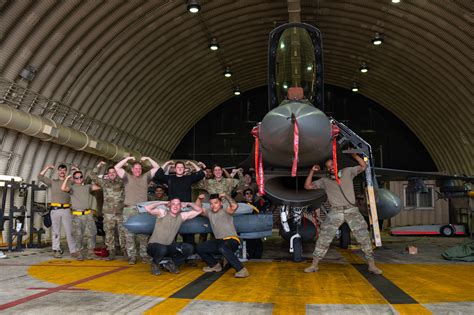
{"left": 234, "top": 86, "right": 241, "bottom": 96}
{"left": 351, "top": 82, "right": 359, "bottom": 92}
{"left": 391, "top": 0, "right": 400, "bottom": 3}
{"left": 224, "top": 67, "right": 232, "bottom": 78}
{"left": 372, "top": 32, "right": 383, "bottom": 45}
{"left": 187, "top": 0, "right": 201, "bottom": 13}
{"left": 209, "top": 38, "right": 219, "bottom": 51}
{"left": 359, "top": 62, "right": 369, "bottom": 73}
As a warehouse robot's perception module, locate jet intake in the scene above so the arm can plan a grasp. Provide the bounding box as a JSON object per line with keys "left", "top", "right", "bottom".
{"left": 264, "top": 174, "right": 326, "bottom": 207}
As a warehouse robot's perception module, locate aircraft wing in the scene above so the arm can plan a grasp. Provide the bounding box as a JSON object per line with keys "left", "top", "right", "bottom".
{"left": 373, "top": 167, "right": 473, "bottom": 182}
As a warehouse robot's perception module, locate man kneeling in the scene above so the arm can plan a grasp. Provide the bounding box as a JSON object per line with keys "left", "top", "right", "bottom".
{"left": 145, "top": 198, "right": 202, "bottom": 275}
{"left": 196, "top": 193, "right": 249, "bottom": 278}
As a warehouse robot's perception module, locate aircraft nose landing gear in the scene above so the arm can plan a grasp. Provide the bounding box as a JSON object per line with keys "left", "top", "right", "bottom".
{"left": 279, "top": 205, "right": 316, "bottom": 262}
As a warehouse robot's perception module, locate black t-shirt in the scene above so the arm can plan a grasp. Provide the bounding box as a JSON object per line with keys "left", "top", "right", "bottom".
{"left": 152, "top": 168, "right": 204, "bottom": 202}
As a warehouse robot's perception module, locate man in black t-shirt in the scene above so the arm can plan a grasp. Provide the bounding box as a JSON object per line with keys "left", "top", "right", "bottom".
{"left": 152, "top": 160, "right": 205, "bottom": 201}
{"left": 152, "top": 160, "right": 205, "bottom": 244}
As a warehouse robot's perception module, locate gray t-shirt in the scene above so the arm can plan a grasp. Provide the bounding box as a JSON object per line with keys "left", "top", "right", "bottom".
{"left": 206, "top": 208, "right": 237, "bottom": 239}
{"left": 38, "top": 175, "right": 71, "bottom": 204}
{"left": 123, "top": 171, "right": 152, "bottom": 206}
{"left": 69, "top": 184, "right": 92, "bottom": 210}
{"left": 148, "top": 210, "right": 183, "bottom": 245}
{"left": 312, "top": 166, "right": 361, "bottom": 208}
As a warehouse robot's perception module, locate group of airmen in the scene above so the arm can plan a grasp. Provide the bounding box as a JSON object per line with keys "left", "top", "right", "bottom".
{"left": 38, "top": 151, "right": 382, "bottom": 278}
{"left": 38, "top": 157, "right": 260, "bottom": 278}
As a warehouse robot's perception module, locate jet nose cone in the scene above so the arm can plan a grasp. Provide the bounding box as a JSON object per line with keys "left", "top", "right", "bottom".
{"left": 259, "top": 102, "right": 332, "bottom": 168}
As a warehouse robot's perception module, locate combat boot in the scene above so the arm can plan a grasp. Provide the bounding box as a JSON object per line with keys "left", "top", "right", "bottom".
{"left": 151, "top": 262, "right": 161, "bottom": 275}
{"left": 76, "top": 252, "right": 84, "bottom": 261}
{"left": 203, "top": 263, "right": 222, "bottom": 273}
{"left": 163, "top": 260, "right": 180, "bottom": 274}
{"left": 304, "top": 257, "right": 319, "bottom": 273}
{"left": 367, "top": 258, "right": 382, "bottom": 274}
{"left": 53, "top": 250, "right": 62, "bottom": 259}
{"left": 140, "top": 256, "right": 151, "bottom": 264}
{"left": 235, "top": 267, "right": 249, "bottom": 278}
{"left": 84, "top": 250, "right": 95, "bottom": 260}
{"left": 128, "top": 257, "right": 137, "bottom": 265}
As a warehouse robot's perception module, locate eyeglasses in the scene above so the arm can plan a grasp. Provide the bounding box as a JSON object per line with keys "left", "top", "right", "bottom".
{"left": 74, "top": 176, "right": 83, "bottom": 179}
{"left": 244, "top": 192, "right": 253, "bottom": 195}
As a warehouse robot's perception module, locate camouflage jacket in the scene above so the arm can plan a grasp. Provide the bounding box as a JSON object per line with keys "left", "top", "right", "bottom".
{"left": 148, "top": 194, "right": 169, "bottom": 201}
{"left": 195, "top": 175, "right": 244, "bottom": 196}
{"left": 91, "top": 166, "right": 124, "bottom": 215}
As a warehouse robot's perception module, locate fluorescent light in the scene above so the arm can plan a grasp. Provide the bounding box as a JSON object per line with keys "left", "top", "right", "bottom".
{"left": 372, "top": 33, "right": 383, "bottom": 45}
{"left": 187, "top": 0, "right": 200, "bottom": 13}
{"left": 224, "top": 67, "right": 232, "bottom": 78}
{"left": 351, "top": 82, "right": 359, "bottom": 92}
{"left": 209, "top": 38, "right": 219, "bottom": 51}
{"left": 359, "top": 62, "right": 368, "bottom": 73}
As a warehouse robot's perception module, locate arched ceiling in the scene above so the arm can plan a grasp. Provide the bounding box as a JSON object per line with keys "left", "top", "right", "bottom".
{"left": 0, "top": 0, "right": 472, "bottom": 178}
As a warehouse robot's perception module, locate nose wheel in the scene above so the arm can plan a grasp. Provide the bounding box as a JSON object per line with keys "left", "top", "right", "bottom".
{"left": 281, "top": 205, "right": 313, "bottom": 262}
{"left": 290, "top": 235, "right": 303, "bottom": 262}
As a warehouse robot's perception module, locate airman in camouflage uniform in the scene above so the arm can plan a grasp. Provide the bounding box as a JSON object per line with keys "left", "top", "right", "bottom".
{"left": 91, "top": 161, "right": 125, "bottom": 260}
{"left": 304, "top": 153, "right": 382, "bottom": 275}
{"left": 115, "top": 156, "right": 159, "bottom": 265}
{"left": 148, "top": 185, "right": 168, "bottom": 201}
{"left": 195, "top": 165, "right": 244, "bottom": 206}
{"left": 61, "top": 171, "right": 101, "bottom": 260}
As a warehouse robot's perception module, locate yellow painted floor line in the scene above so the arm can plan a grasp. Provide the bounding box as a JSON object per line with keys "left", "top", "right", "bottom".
{"left": 392, "top": 304, "right": 432, "bottom": 314}
{"left": 28, "top": 259, "right": 206, "bottom": 298}
{"left": 272, "top": 296, "right": 306, "bottom": 315}
{"left": 197, "top": 262, "right": 387, "bottom": 305}
{"left": 144, "top": 298, "right": 192, "bottom": 315}
{"left": 380, "top": 264, "right": 474, "bottom": 303}
{"left": 25, "top": 259, "right": 474, "bottom": 314}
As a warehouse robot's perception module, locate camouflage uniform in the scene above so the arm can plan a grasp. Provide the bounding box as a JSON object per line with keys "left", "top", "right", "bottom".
{"left": 69, "top": 183, "right": 97, "bottom": 256}
{"left": 312, "top": 166, "right": 374, "bottom": 260}
{"left": 195, "top": 174, "right": 244, "bottom": 207}
{"left": 148, "top": 194, "right": 168, "bottom": 201}
{"left": 72, "top": 212, "right": 96, "bottom": 253}
{"left": 196, "top": 177, "right": 242, "bottom": 195}
{"left": 91, "top": 166, "right": 126, "bottom": 255}
{"left": 313, "top": 206, "right": 373, "bottom": 259}
{"left": 122, "top": 171, "right": 153, "bottom": 261}
{"left": 123, "top": 206, "right": 149, "bottom": 259}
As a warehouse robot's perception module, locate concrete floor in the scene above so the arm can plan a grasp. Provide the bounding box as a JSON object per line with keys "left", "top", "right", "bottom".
{"left": 0, "top": 235, "right": 473, "bottom": 314}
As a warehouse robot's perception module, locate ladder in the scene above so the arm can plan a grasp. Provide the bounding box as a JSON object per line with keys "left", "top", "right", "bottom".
{"left": 330, "top": 119, "right": 382, "bottom": 247}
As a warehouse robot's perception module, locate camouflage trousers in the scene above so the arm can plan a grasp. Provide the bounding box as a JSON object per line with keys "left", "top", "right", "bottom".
{"left": 313, "top": 207, "right": 374, "bottom": 260}
{"left": 72, "top": 212, "right": 97, "bottom": 252}
{"left": 103, "top": 213, "right": 126, "bottom": 253}
{"left": 123, "top": 206, "right": 149, "bottom": 259}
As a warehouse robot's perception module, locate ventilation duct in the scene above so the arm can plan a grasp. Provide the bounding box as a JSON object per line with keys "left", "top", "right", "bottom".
{"left": 0, "top": 103, "right": 141, "bottom": 161}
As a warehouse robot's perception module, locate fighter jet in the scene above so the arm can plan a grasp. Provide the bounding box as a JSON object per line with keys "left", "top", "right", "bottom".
{"left": 243, "top": 22, "right": 393, "bottom": 260}
{"left": 124, "top": 22, "right": 472, "bottom": 262}
{"left": 249, "top": 21, "right": 473, "bottom": 261}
